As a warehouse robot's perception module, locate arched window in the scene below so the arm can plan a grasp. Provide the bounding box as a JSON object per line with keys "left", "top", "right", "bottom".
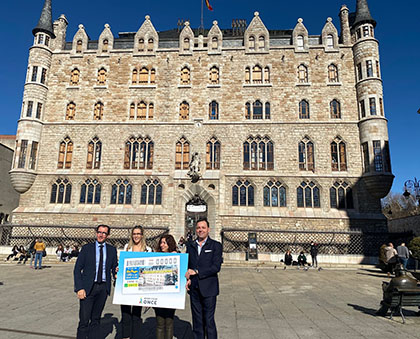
{"left": 253, "top": 100, "right": 263, "bottom": 119}
{"left": 137, "top": 101, "right": 147, "bottom": 120}
{"left": 179, "top": 101, "right": 189, "bottom": 120}
{"left": 50, "top": 178, "right": 72, "bottom": 204}
{"left": 209, "top": 66, "right": 219, "bottom": 84}
{"left": 110, "top": 179, "right": 132, "bottom": 204}
{"left": 97, "top": 68, "right": 107, "bottom": 85}
{"left": 245, "top": 102, "right": 251, "bottom": 119}
{"left": 102, "top": 39, "right": 108, "bottom": 52}
{"left": 80, "top": 178, "right": 101, "bottom": 204}
{"left": 76, "top": 40, "right": 83, "bottom": 53}
{"left": 212, "top": 37, "right": 218, "bottom": 50}
{"left": 245, "top": 67, "right": 250, "bottom": 84}
{"left": 298, "top": 137, "right": 314, "bottom": 171}
{"left": 70, "top": 69, "right": 80, "bottom": 86}
{"left": 129, "top": 103, "right": 136, "bottom": 119}
{"left": 326, "top": 34, "right": 334, "bottom": 48}
{"left": 150, "top": 69, "right": 156, "bottom": 84}
{"left": 330, "top": 181, "right": 353, "bottom": 209}
{"left": 298, "top": 64, "right": 308, "bottom": 83}
{"left": 297, "top": 35, "right": 304, "bottom": 50}
{"left": 175, "top": 137, "right": 190, "bottom": 170}
{"left": 87, "top": 137, "right": 102, "bottom": 169}
{"left": 124, "top": 136, "right": 154, "bottom": 170}
{"left": 141, "top": 179, "right": 162, "bottom": 205}
{"left": 330, "top": 99, "right": 341, "bottom": 119}
{"left": 331, "top": 137, "right": 347, "bottom": 171}
{"left": 206, "top": 137, "right": 221, "bottom": 170}
{"left": 243, "top": 136, "right": 274, "bottom": 170}
{"left": 132, "top": 69, "right": 138, "bottom": 84}
{"left": 232, "top": 180, "right": 254, "bottom": 206}
{"left": 249, "top": 36, "right": 255, "bottom": 50}
{"left": 58, "top": 137, "right": 73, "bottom": 169}
{"left": 264, "top": 67, "right": 270, "bottom": 83}
{"left": 66, "top": 102, "right": 76, "bottom": 120}
{"left": 263, "top": 181, "right": 286, "bottom": 207}
{"left": 258, "top": 36, "right": 265, "bottom": 50}
{"left": 148, "top": 103, "right": 154, "bottom": 120}
{"left": 252, "top": 65, "right": 262, "bottom": 84}
{"left": 299, "top": 100, "right": 310, "bottom": 119}
{"left": 328, "top": 64, "right": 339, "bottom": 82}
{"left": 181, "top": 67, "right": 190, "bottom": 85}
{"left": 138, "top": 38, "right": 144, "bottom": 51}
{"left": 265, "top": 102, "right": 271, "bottom": 119}
{"left": 183, "top": 38, "right": 190, "bottom": 51}
{"left": 147, "top": 38, "right": 154, "bottom": 51}
{"left": 139, "top": 67, "right": 149, "bottom": 84}
{"left": 297, "top": 181, "right": 320, "bottom": 208}
{"left": 17, "top": 140, "right": 28, "bottom": 169}
{"left": 94, "top": 102, "right": 104, "bottom": 120}
{"left": 209, "top": 101, "right": 219, "bottom": 120}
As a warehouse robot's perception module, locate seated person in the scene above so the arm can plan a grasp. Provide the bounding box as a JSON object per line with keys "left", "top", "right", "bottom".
{"left": 284, "top": 250, "right": 293, "bottom": 266}
{"left": 62, "top": 245, "right": 72, "bottom": 262}
{"left": 56, "top": 245, "right": 64, "bottom": 261}
{"left": 17, "top": 247, "right": 28, "bottom": 263}
{"left": 297, "top": 251, "right": 307, "bottom": 267}
{"left": 5, "top": 245, "right": 19, "bottom": 261}
{"left": 68, "top": 245, "right": 79, "bottom": 260}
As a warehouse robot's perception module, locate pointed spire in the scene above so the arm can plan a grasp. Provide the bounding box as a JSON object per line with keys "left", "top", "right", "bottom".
{"left": 32, "top": 0, "right": 55, "bottom": 38}
{"left": 353, "top": 0, "right": 376, "bottom": 28}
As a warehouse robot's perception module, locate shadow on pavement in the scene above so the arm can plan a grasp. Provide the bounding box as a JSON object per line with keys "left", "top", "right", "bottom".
{"left": 348, "top": 303, "right": 379, "bottom": 316}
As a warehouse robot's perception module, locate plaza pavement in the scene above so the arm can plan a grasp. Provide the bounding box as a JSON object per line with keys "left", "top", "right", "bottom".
{"left": 0, "top": 263, "right": 419, "bottom": 339}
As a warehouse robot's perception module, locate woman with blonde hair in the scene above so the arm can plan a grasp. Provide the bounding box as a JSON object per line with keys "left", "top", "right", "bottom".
{"left": 121, "top": 225, "right": 152, "bottom": 339}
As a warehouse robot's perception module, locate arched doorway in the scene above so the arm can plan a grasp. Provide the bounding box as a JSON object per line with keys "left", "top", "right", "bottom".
{"left": 185, "top": 194, "right": 207, "bottom": 238}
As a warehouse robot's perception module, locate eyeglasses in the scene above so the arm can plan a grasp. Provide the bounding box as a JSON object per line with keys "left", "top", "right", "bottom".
{"left": 132, "top": 233, "right": 143, "bottom": 236}
{"left": 97, "top": 231, "right": 108, "bottom": 235}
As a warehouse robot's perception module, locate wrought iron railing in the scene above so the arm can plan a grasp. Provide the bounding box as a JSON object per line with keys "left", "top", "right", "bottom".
{"left": 221, "top": 228, "right": 413, "bottom": 256}
{"left": 0, "top": 224, "right": 169, "bottom": 250}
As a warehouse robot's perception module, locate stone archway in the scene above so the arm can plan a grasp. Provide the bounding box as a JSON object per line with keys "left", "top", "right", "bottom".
{"left": 175, "top": 184, "right": 216, "bottom": 240}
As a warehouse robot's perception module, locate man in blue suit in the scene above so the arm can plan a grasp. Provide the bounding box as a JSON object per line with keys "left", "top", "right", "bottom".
{"left": 186, "top": 218, "right": 223, "bottom": 339}
{"left": 74, "top": 224, "right": 118, "bottom": 339}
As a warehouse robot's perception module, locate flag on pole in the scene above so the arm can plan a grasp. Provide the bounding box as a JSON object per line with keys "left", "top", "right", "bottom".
{"left": 205, "top": 0, "right": 213, "bottom": 11}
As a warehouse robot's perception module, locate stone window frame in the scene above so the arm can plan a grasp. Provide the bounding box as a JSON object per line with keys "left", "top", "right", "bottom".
{"left": 66, "top": 102, "right": 76, "bottom": 120}
{"left": 331, "top": 136, "right": 347, "bottom": 172}
{"left": 330, "top": 180, "right": 354, "bottom": 210}
{"left": 70, "top": 68, "right": 80, "bottom": 86}
{"left": 17, "top": 139, "right": 28, "bottom": 169}
{"left": 129, "top": 101, "right": 154, "bottom": 120}
{"left": 298, "top": 100, "right": 310, "bottom": 119}
{"left": 50, "top": 178, "right": 72, "bottom": 204}
{"left": 80, "top": 178, "right": 102, "bottom": 204}
{"left": 140, "top": 178, "right": 163, "bottom": 205}
{"left": 298, "top": 136, "right": 315, "bottom": 172}
{"left": 297, "top": 64, "right": 309, "bottom": 83}
{"left": 179, "top": 101, "right": 190, "bottom": 120}
{"left": 180, "top": 66, "right": 191, "bottom": 85}
{"left": 209, "top": 66, "right": 219, "bottom": 85}
{"left": 123, "top": 135, "right": 154, "bottom": 170}
{"left": 97, "top": 67, "right": 107, "bottom": 85}
{"left": 175, "top": 137, "right": 190, "bottom": 170}
{"left": 102, "top": 39, "right": 109, "bottom": 53}
{"left": 93, "top": 102, "right": 104, "bottom": 120}
{"left": 131, "top": 66, "right": 156, "bottom": 85}
{"left": 206, "top": 137, "right": 221, "bottom": 170}
{"left": 28, "top": 141, "right": 39, "bottom": 170}
{"left": 57, "top": 136, "right": 73, "bottom": 169}
{"left": 245, "top": 100, "right": 271, "bottom": 120}
{"left": 244, "top": 64, "right": 271, "bottom": 85}
{"left": 208, "top": 101, "right": 219, "bottom": 120}
{"left": 232, "top": 179, "right": 255, "bottom": 206}
{"left": 86, "top": 137, "right": 102, "bottom": 169}
{"left": 110, "top": 178, "right": 133, "bottom": 205}
{"left": 243, "top": 135, "right": 274, "bottom": 171}
{"left": 330, "top": 99, "right": 341, "bottom": 119}
{"left": 297, "top": 180, "right": 321, "bottom": 208}
{"left": 328, "top": 64, "right": 339, "bottom": 83}
{"left": 263, "top": 180, "right": 287, "bottom": 207}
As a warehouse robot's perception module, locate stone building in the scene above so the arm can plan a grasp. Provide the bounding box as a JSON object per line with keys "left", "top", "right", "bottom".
{"left": 9, "top": 0, "right": 394, "bottom": 257}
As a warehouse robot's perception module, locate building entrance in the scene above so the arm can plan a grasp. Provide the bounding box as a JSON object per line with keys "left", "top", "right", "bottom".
{"left": 185, "top": 194, "right": 207, "bottom": 240}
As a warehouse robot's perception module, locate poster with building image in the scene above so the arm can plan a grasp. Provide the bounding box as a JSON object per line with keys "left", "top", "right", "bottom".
{"left": 113, "top": 251, "right": 188, "bottom": 309}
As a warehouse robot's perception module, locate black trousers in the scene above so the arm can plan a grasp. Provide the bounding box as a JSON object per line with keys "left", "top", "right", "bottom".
{"left": 120, "top": 304, "right": 142, "bottom": 339}
{"left": 77, "top": 282, "right": 108, "bottom": 339}
{"left": 190, "top": 287, "right": 217, "bottom": 339}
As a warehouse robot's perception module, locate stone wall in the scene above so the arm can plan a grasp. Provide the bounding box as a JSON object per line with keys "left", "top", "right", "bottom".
{"left": 388, "top": 215, "right": 420, "bottom": 236}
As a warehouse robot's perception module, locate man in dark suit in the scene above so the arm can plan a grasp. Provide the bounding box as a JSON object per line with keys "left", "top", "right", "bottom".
{"left": 74, "top": 224, "right": 118, "bottom": 339}
{"left": 186, "top": 218, "right": 223, "bottom": 339}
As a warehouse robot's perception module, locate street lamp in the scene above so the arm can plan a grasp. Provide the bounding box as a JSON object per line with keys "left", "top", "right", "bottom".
{"left": 403, "top": 177, "right": 420, "bottom": 205}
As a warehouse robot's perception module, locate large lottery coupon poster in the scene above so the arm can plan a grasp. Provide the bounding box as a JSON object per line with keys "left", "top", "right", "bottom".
{"left": 113, "top": 251, "right": 188, "bottom": 309}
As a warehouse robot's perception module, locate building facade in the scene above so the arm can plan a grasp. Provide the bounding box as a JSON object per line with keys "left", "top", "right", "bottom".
{"left": 10, "top": 0, "right": 393, "bottom": 251}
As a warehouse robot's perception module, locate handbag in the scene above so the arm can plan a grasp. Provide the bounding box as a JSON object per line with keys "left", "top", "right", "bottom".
{"left": 42, "top": 250, "right": 47, "bottom": 257}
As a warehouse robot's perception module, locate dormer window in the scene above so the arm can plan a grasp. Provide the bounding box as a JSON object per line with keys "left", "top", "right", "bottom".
{"left": 249, "top": 36, "right": 255, "bottom": 50}
{"left": 147, "top": 38, "right": 154, "bottom": 51}
{"left": 212, "top": 37, "right": 218, "bottom": 50}
{"left": 76, "top": 40, "right": 82, "bottom": 53}
{"left": 258, "top": 36, "right": 265, "bottom": 50}
{"left": 326, "top": 34, "right": 334, "bottom": 48}
{"left": 138, "top": 39, "right": 144, "bottom": 51}
{"left": 183, "top": 38, "right": 190, "bottom": 51}
{"left": 297, "top": 35, "right": 304, "bottom": 50}
{"left": 102, "top": 39, "right": 108, "bottom": 52}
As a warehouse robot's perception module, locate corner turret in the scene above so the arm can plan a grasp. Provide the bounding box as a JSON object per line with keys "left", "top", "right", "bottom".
{"left": 32, "top": 0, "right": 55, "bottom": 38}
{"left": 353, "top": 0, "right": 376, "bottom": 28}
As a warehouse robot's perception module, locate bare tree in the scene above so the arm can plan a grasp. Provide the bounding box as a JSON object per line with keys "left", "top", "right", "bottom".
{"left": 382, "top": 192, "right": 420, "bottom": 219}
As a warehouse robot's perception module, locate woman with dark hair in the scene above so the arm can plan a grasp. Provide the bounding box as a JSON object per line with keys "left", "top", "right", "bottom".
{"left": 120, "top": 226, "right": 152, "bottom": 339}
{"left": 5, "top": 245, "right": 19, "bottom": 261}
{"left": 154, "top": 234, "right": 178, "bottom": 339}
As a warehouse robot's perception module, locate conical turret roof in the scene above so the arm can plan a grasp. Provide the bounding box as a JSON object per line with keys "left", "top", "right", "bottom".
{"left": 32, "top": 0, "right": 55, "bottom": 38}
{"left": 353, "top": 0, "right": 376, "bottom": 28}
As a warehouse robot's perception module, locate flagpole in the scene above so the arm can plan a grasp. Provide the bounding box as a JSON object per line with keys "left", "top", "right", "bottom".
{"left": 200, "top": 0, "right": 204, "bottom": 31}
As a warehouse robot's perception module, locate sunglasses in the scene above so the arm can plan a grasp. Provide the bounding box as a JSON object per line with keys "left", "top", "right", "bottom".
{"left": 96, "top": 231, "right": 108, "bottom": 235}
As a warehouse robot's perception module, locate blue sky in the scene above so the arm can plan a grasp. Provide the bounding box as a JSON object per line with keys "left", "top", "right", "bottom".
{"left": 0, "top": 0, "right": 419, "bottom": 194}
